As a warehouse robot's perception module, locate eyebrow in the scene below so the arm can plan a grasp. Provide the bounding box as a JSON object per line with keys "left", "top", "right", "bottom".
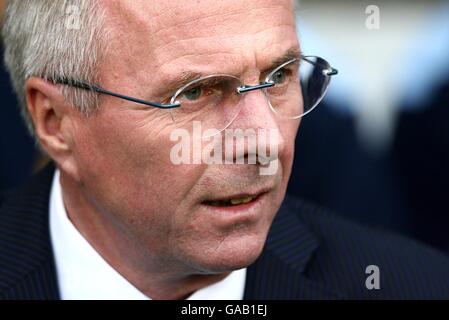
{"left": 267, "top": 47, "right": 303, "bottom": 72}
{"left": 157, "top": 47, "right": 303, "bottom": 98}
{"left": 162, "top": 71, "right": 205, "bottom": 96}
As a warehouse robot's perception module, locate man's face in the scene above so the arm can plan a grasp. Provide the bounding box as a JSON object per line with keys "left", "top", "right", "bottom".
{"left": 69, "top": 0, "right": 300, "bottom": 273}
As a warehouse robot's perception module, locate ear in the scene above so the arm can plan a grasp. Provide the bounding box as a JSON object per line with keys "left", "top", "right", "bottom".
{"left": 25, "top": 77, "right": 80, "bottom": 180}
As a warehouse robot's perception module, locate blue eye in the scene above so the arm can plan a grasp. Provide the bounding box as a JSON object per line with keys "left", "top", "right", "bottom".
{"left": 271, "top": 69, "right": 287, "bottom": 85}
{"left": 182, "top": 87, "right": 202, "bottom": 101}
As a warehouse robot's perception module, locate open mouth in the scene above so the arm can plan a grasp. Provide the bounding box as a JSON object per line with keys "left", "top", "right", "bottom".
{"left": 202, "top": 194, "right": 260, "bottom": 207}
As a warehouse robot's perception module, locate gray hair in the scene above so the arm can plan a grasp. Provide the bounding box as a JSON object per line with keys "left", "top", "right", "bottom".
{"left": 2, "top": 0, "right": 106, "bottom": 136}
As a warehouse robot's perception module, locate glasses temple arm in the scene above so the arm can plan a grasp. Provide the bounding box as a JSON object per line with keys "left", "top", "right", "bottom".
{"left": 52, "top": 79, "right": 180, "bottom": 109}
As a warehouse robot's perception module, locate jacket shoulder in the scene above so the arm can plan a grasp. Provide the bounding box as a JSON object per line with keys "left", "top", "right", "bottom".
{"left": 0, "top": 163, "right": 59, "bottom": 299}
{"left": 283, "top": 195, "right": 449, "bottom": 299}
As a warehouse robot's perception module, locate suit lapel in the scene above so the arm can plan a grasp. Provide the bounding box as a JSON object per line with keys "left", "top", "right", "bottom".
{"left": 0, "top": 163, "right": 60, "bottom": 299}
{"left": 244, "top": 200, "right": 344, "bottom": 299}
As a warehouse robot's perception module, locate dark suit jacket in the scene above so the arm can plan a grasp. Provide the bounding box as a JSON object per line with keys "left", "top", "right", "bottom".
{"left": 2, "top": 164, "right": 449, "bottom": 299}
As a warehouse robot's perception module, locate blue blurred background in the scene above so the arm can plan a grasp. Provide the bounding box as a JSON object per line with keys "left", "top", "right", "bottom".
{"left": 1, "top": 0, "right": 449, "bottom": 251}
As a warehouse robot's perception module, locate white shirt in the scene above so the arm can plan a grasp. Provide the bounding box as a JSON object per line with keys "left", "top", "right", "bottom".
{"left": 50, "top": 170, "right": 246, "bottom": 300}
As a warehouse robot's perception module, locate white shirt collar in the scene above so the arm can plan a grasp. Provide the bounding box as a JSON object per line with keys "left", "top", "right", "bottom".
{"left": 50, "top": 170, "right": 246, "bottom": 300}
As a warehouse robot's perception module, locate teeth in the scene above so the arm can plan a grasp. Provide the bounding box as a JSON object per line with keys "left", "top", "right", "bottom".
{"left": 206, "top": 196, "right": 256, "bottom": 207}
{"left": 230, "top": 196, "right": 254, "bottom": 205}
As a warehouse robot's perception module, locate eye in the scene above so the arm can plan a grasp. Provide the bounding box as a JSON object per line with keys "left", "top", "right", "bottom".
{"left": 271, "top": 69, "right": 287, "bottom": 85}
{"left": 182, "top": 86, "right": 203, "bottom": 101}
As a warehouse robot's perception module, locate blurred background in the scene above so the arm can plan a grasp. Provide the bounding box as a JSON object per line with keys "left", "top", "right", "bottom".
{"left": 1, "top": 1, "right": 448, "bottom": 252}
{"left": 289, "top": 0, "right": 449, "bottom": 252}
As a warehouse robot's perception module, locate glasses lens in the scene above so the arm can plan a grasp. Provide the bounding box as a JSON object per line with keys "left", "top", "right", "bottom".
{"left": 171, "top": 75, "right": 242, "bottom": 136}
{"left": 265, "top": 56, "right": 332, "bottom": 119}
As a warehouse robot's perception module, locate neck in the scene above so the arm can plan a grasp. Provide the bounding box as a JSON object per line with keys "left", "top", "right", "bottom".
{"left": 59, "top": 171, "right": 229, "bottom": 300}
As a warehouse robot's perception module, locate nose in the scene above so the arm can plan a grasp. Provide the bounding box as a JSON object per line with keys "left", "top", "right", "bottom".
{"left": 228, "top": 87, "right": 286, "bottom": 162}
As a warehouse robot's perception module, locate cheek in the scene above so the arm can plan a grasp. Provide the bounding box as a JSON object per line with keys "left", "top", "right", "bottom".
{"left": 72, "top": 111, "right": 207, "bottom": 212}
{"left": 281, "top": 118, "right": 300, "bottom": 164}
{"left": 73, "top": 109, "right": 174, "bottom": 177}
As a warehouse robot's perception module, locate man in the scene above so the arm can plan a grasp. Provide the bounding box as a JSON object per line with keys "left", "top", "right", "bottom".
{"left": 1, "top": 0, "right": 449, "bottom": 300}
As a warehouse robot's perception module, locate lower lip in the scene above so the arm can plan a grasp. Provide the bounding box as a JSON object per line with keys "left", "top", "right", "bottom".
{"left": 201, "top": 192, "right": 267, "bottom": 216}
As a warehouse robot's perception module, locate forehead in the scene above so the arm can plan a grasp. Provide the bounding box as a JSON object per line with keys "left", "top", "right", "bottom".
{"left": 101, "top": 0, "right": 298, "bottom": 88}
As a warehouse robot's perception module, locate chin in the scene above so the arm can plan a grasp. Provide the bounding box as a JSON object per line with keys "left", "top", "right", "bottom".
{"left": 187, "top": 232, "right": 268, "bottom": 274}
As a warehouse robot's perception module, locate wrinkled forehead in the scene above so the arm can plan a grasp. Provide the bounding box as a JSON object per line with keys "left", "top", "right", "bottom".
{"left": 100, "top": 0, "right": 299, "bottom": 87}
